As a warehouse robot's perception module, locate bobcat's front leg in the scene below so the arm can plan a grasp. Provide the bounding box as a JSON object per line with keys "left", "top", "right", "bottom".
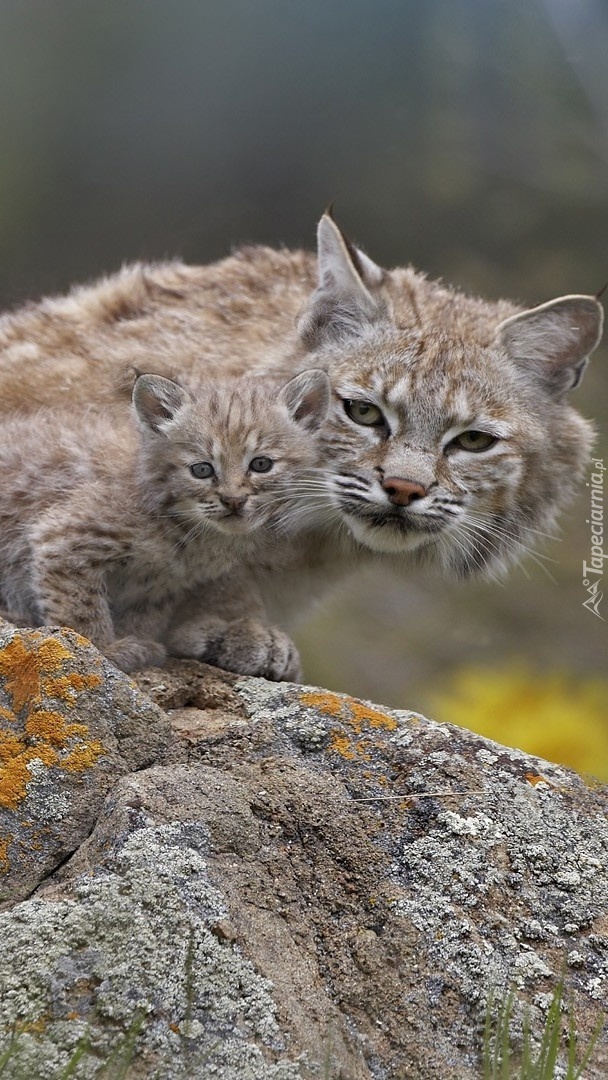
{"left": 167, "top": 572, "right": 301, "bottom": 682}
{"left": 31, "top": 519, "right": 166, "bottom": 673}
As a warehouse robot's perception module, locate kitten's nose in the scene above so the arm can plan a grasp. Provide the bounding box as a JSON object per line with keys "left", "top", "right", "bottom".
{"left": 220, "top": 494, "right": 248, "bottom": 512}
{"left": 382, "top": 477, "right": 427, "bottom": 506}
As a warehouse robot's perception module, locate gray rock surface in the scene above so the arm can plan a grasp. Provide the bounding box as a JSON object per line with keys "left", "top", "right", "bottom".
{"left": 1, "top": 628, "right": 607, "bottom": 1078}
{"left": 0, "top": 620, "right": 172, "bottom": 907}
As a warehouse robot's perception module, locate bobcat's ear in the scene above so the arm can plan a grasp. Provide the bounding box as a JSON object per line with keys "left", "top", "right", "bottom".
{"left": 132, "top": 374, "right": 191, "bottom": 434}
{"left": 496, "top": 295, "right": 603, "bottom": 399}
{"left": 279, "top": 369, "right": 331, "bottom": 432}
{"left": 296, "top": 213, "right": 393, "bottom": 350}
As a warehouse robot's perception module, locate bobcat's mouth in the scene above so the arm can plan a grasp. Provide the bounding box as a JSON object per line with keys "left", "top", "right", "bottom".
{"left": 337, "top": 501, "right": 443, "bottom": 553}
{"left": 350, "top": 507, "right": 441, "bottom": 532}
{"left": 327, "top": 472, "right": 450, "bottom": 553}
{"left": 214, "top": 515, "right": 257, "bottom": 534}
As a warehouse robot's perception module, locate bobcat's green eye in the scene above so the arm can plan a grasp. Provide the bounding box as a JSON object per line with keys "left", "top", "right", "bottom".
{"left": 249, "top": 456, "right": 274, "bottom": 473}
{"left": 343, "top": 400, "right": 385, "bottom": 427}
{"left": 452, "top": 431, "right": 496, "bottom": 452}
{"left": 190, "top": 461, "right": 215, "bottom": 479}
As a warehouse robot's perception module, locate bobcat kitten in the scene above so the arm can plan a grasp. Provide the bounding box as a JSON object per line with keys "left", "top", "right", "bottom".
{"left": 0, "top": 368, "right": 330, "bottom": 674}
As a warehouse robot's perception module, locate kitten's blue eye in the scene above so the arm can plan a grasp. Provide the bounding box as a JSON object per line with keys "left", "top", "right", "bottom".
{"left": 190, "top": 462, "right": 215, "bottom": 479}
{"left": 249, "top": 456, "right": 274, "bottom": 473}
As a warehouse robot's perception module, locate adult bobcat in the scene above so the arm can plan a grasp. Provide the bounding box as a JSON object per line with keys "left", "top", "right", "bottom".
{"left": 0, "top": 213, "right": 602, "bottom": 676}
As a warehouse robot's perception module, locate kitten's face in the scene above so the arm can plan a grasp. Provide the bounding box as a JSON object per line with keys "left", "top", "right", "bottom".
{"left": 133, "top": 371, "right": 330, "bottom": 540}
{"left": 158, "top": 404, "right": 314, "bottom": 537}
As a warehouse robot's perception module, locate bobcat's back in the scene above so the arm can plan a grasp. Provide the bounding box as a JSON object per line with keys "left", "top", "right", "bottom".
{"left": 0, "top": 245, "right": 519, "bottom": 415}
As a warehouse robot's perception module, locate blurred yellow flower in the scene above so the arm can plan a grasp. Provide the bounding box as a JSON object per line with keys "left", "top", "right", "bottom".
{"left": 426, "top": 665, "right": 608, "bottom": 782}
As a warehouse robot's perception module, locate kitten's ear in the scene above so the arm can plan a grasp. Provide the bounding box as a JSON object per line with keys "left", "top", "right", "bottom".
{"left": 496, "top": 295, "right": 604, "bottom": 398}
{"left": 279, "top": 369, "right": 331, "bottom": 432}
{"left": 132, "top": 374, "right": 191, "bottom": 434}
{"left": 296, "top": 212, "right": 393, "bottom": 350}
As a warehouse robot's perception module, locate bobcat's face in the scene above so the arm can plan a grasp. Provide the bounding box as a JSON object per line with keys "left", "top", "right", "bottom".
{"left": 293, "top": 213, "right": 601, "bottom": 578}
{"left": 319, "top": 336, "right": 533, "bottom": 574}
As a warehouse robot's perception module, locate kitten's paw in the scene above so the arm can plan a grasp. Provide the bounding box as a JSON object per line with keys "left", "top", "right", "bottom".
{"left": 104, "top": 637, "right": 167, "bottom": 673}
{"left": 205, "top": 618, "right": 302, "bottom": 682}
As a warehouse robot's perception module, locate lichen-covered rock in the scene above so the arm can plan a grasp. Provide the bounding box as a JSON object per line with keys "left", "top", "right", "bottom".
{"left": 0, "top": 786, "right": 302, "bottom": 1080}
{"left": 0, "top": 655, "right": 607, "bottom": 1078}
{"left": 0, "top": 621, "right": 173, "bottom": 907}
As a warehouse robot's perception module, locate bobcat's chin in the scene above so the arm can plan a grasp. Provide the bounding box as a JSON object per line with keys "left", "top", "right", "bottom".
{"left": 341, "top": 513, "right": 437, "bottom": 555}
{"left": 211, "top": 515, "right": 262, "bottom": 537}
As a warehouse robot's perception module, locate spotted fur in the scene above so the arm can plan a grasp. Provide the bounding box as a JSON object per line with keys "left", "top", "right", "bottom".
{"left": 0, "top": 370, "right": 329, "bottom": 674}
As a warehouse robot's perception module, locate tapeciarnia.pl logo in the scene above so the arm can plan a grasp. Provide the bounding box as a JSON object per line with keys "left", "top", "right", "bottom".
{"left": 582, "top": 458, "right": 605, "bottom": 620}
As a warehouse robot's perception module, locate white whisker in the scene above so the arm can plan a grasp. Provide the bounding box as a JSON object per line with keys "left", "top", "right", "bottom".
{"left": 458, "top": 518, "right": 558, "bottom": 583}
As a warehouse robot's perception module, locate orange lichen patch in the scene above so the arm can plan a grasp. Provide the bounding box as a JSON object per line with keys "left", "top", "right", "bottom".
{"left": 329, "top": 732, "right": 371, "bottom": 762}
{"left": 300, "top": 689, "right": 398, "bottom": 763}
{"left": 525, "top": 772, "right": 554, "bottom": 788}
{"left": 349, "top": 700, "right": 398, "bottom": 734}
{"left": 0, "top": 632, "right": 77, "bottom": 712}
{"left": 42, "top": 672, "right": 102, "bottom": 704}
{"left": 0, "top": 835, "right": 9, "bottom": 872}
{"left": 0, "top": 728, "right": 58, "bottom": 811}
{"left": 0, "top": 730, "right": 32, "bottom": 809}
{"left": 300, "top": 690, "right": 346, "bottom": 718}
{"left": 0, "top": 635, "right": 44, "bottom": 712}
{"left": 62, "top": 741, "right": 106, "bottom": 772}
{"left": 300, "top": 690, "right": 398, "bottom": 732}
{"left": 36, "top": 637, "right": 75, "bottom": 670}
{"left": 0, "top": 730, "right": 22, "bottom": 760}
{"left": 25, "top": 709, "right": 93, "bottom": 746}
{"left": 1, "top": 714, "right": 106, "bottom": 810}
{"left": 0, "top": 631, "right": 107, "bottom": 815}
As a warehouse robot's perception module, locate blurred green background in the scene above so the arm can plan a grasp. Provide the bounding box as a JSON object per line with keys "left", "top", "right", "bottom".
{"left": 0, "top": 0, "right": 606, "bottom": 776}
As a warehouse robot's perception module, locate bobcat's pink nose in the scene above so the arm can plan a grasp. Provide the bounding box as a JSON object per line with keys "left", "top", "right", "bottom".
{"left": 382, "top": 477, "right": 427, "bottom": 507}
{"left": 220, "top": 494, "right": 248, "bottom": 512}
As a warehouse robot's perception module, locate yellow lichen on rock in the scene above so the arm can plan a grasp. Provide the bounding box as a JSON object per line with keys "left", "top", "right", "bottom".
{"left": 0, "top": 630, "right": 107, "bottom": 813}
{"left": 300, "top": 689, "right": 397, "bottom": 731}
{"left": 348, "top": 700, "right": 398, "bottom": 734}
{"left": 0, "top": 729, "right": 41, "bottom": 810}
{"left": 299, "top": 690, "right": 346, "bottom": 718}
{"left": 42, "top": 672, "right": 102, "bottom": 704}
{"left": 328, "top": 733, "right": 371, "bottom": 762}
{"left": 525, "top": 772, "right": 553, "bottom": 788}
{"left": 300, "top": 689, "right": 398, "bottom": 762}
